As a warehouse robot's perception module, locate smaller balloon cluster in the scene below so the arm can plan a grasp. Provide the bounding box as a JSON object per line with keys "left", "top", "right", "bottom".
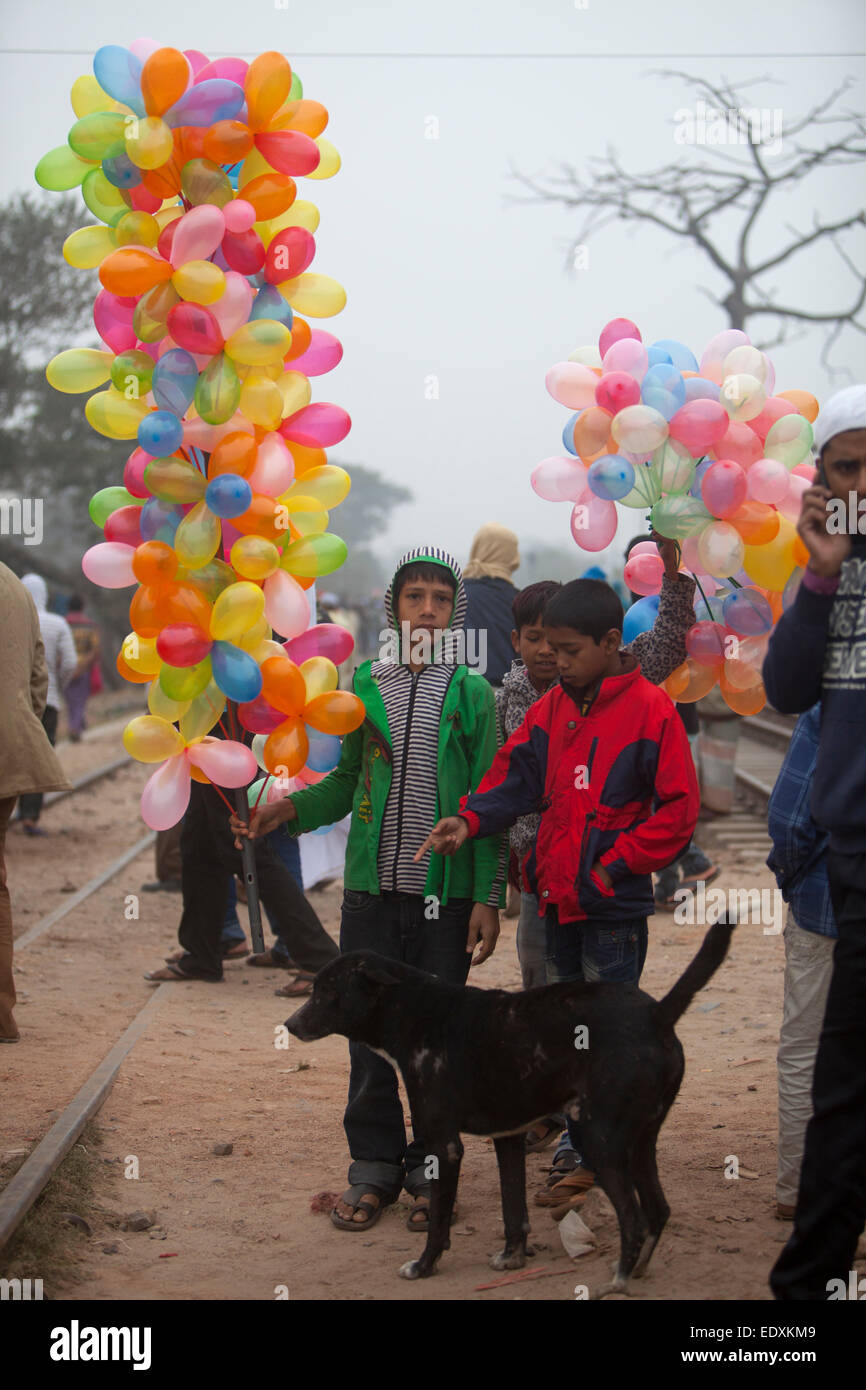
{"left": 532, "top": 319, "right": 818, "bottom": 715}
{"left": 37, "top": 40, "right": 365, "bottom": 827}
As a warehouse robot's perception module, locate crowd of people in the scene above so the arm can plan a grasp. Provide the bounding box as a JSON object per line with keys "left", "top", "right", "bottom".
{"left": 2, "top": 384, "right": 864, "bottom": 1301}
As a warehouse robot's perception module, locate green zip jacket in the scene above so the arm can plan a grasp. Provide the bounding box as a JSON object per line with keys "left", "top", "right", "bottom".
{"left": 285, "top": 660, "right": 506, "bottom": 907}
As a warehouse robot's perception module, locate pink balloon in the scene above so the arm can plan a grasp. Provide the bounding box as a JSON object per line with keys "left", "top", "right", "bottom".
{"left": 545, "top": 361, "right": 598, "bottom": 410}
{"left": 570, "top": 488, "right": 618, "bottom": 552}
{"left": 669, "top": 399, "right": 729, "bottom": 453}
{"left": 141, "top": 754, "right": 191, "bottom": 831}
{"left": 187, "top": 737, "right": 257, "bottom": 786}
{"left": 285, "top": 622, "right": 354, "bottom": 666}
{"left": 167, "top": 302, "right": 224, "bottom": 355}
{"left": 210, "top": 271, "right": 255, "bottom": 338}
{"left": 680, "top": 536, "right": 712, "bottom": 576}
{"left": 710, "top": 421, "right": 763, "bottom": 469}
{"left": 686, "top": 621, "right": 728, "bottom": 666}
{"left": 82, "top": 542, "right": 136, "bottom": 588}
{"left": 94, "top": 290, "right": 137, "bottom": 353}
{"left": 264, "top": 569, "right": 311, "bottom": 639}
{"left": 170, "top": 204, "right": 226, "bottom": 268}
{"left": 746, "top": 457, "right": 790, "bottom": 504}
{"left": 238, "top": 694, "right": 285, "bottom": 734}
{"left": 182, "top": 415, "right": 254, "bottom": 451}
{"left": 700, "top": 330, "right": 750, "bottom": 385}
{"left": 183, "top": 49, "right": 210, "bottom": 77}
{"left": 701, "top": 460, "right": 747, "bottom": 518}
{"left": 223, "top": 199, "right": 257, "bottom": 233}
{"left": 601, "top": 338, "right": 648, "bottom": 381}
{"left": 124, "top": 447, "right": 151, "bottom": 498}
{"left": 129, "top": 36, "right": 163, "bottom": 61}
{"left": 297, "top": 765, "right": 329, "bottom": 785}
{"left": 777, "top": 473, "right": 810, "bottom": 522}
{"left": 193, "top": 56, "right": 249, "bottom": 85}
{"left": 624, "top": 551, "right": 664, "bottom": 596}
{"left": 104, "top": 505, "right": 143, "bottom": 547}
{"left": 599, "top": 317, "right": 641, "bottom": 357}
{"left": 791, "top": 461, "right": 817, "bottom": 481}
{"left": 247, "top": 432, "right": 294, "bottom": 496}
{"left": 279, "top": 403, "right": 351, "bottom": 448}
{"left": 531, "top": 456, "right": 588, "bottom": 503}
{"left": 596, "top": 371, "right": 641, "bottom": 413}
{"left": 287, "top": 330, "right": 343, "bottom": 377}
{"left": 746, "top": 396, "right": 797, "bottom": 441}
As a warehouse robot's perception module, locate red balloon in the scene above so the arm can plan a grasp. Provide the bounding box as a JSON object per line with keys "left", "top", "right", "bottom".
{"left": 156, "top": 623, "right": 213, "bottom": 667}
{"left": 104, "top": 505, "right": 143, "bottom": 547}
{"left": 264, "top": 227, "right": 316, "bottom": 284}
{"left": 253, "top": 130, "right": 321, "bottom": 176}
{"left": 221, "top": 228, "right": 266, "bottom": 276}
{"left": 166, "top": 302, "right": 224, "bottom": 355}
{"left": 595, "top": 371, "right": 640, "bottom": 415}
{"left": 237, "top": 693, "right": 286, "bottom": 733}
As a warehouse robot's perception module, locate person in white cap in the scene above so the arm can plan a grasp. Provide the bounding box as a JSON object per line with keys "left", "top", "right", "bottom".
{"left": 763, "top": 384, "right": 866, "bottom": 1300}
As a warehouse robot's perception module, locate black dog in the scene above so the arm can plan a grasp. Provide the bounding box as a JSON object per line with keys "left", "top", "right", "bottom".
{"left": 286, "top": 917, "right": 734, "bottom": 1294}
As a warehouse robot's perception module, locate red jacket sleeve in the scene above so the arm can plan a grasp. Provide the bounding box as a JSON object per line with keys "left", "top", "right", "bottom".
{"left": 599, "top": 703, "right": 700, "bottom": 879}
{"left": 459, "top": 703, "right": 548, "bottom": 838}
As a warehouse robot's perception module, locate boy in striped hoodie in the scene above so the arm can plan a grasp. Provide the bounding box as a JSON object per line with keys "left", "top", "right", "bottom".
{"left": 239, "top": 547, "right": 506, "bottom": 1233}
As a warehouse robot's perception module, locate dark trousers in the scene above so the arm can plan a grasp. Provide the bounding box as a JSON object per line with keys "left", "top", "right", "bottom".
{"left": 339, "top": 889, "right": 473, "bottom": 1195}
{"left": 18, "top": 705, "right": 59, "bottom": 823}
{"left": 771, "top": 849, "right": 866, "bottom": 1299}
{"left": 176, "top": 780, "right": 339, "bottom": 979}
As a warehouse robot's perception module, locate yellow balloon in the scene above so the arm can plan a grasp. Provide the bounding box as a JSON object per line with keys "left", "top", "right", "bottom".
{"left": 289, "top": 506, "right": 329, "bottom": 536}
{"left": 85, "top": 388, "right": 149, "bottom": 439}
{"left": 46, "top": 348, "right": 113, "bottom": 393}
{"left": 122, "top": 632, "right": 161, "bottom": 676}
{"left": 155, "top": 205, "right": 184, "bottom": 231}
{"left": 306, "top": 138, "right": 341, "bottom": 180}
{"left": 231, "top": 535, "right": 281, "bottom": 581}
{"left": 742, "top": 514, "right": 799, "bottom": 591}
{"left": 240, "top": 369, "right": 284, "bottom": 429}
{"left": 147, "top": 680, "right": 191, "bottom": 721}
{"left": 284, "top": 464, "right": 350, "bottom": 509}
{"left": 239, "top": 147, "right": 274, "bottom": 186}
{"left": 115, "top": 211, "right": 160, "bottom": 247}
{"left": 63, "top": 224, "right": 116, "bottom": 268}
{"left": 171, "top": 260, "right": 226, "bottom": 305}
{"left": 225, "top": 320, "right": 292, "bottom": 366}
{"left": 179, "top": 680, "right": 226, "bottom": 742}
{"left": 278, "top": 273, "right": 346, "bottom": 318}
{"left": 125, "top": 115, "right": 174, "bottom": 170}
{"left": 70, "top": 74, "right": 129, "bottom": 118}
{"left": 123, "top": 714, "right": 184, "bottom": 763}
{"left": 210, "top": 580, "right": 266, "bottom": 641}
{"left": 236, "top": 615, "right": 271, "bottom": 651}
{"left": 275, "top": 370, "right": 312, "bottom": 419}
{"left": 263, "top": 200, "right": 320, "bottom": 239}
{"left": 301, "top": 656, "right": 338, "bottom": 700}
{"left": 174, "top": 500, "right": 221, "bottom": 570}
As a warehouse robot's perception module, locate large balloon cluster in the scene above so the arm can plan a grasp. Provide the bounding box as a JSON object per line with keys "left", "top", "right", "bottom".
{"left": 532, "top": 318, "right": 818, "bottom": 716}
{"left": 37, "top": 39, "right": 364, "bottom": 828}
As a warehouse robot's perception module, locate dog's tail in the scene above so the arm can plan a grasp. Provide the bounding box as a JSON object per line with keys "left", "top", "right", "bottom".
{"left": 655, "top": 916, "right": 736, "bottom": 1029}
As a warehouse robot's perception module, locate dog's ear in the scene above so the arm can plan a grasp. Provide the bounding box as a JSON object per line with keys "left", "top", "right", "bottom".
{"left": 359, "top": 963, "right": 399, "bottom": 988}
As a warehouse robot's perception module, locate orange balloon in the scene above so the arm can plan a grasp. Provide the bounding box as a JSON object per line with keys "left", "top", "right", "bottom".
{"left": 203, "top": 120, "right": 254, "bottom": 165}
{"left": 271, "top": 99, "right": 329, "bottom": 138}
{"left": 261, "top": 656, "right": 307, "bottom": 717}
{"left": 263, "top": 716, "right": 308, "bottom": 777}
{"left": 720, "top": 670, "right": 766, "bottom": 715}
{"left": 141, "top": 136, "right": 184, "bottom": 198}
{"left": 792, "top": 534, "right": 810, "bottom": 568}
{"left": 99, "top": 246, "right": 173, "bottom": 297}
{"left": 284, "top": 315, "right": 312, "bottom": 361}
{"left": 232, "top": 493, "right": 286, "bottom": 541}
{"left": 728, "top": 500, "right": 781, "bottom": 546}
{"left": 665, "top": 659, "right": 721, "bottom": 704}
{"left": 245, "top": 51, "right": 293, "bottom": 131}
{"left": 778, "top": 389, "right": 819, "bottom": 424}
{"left": 163, "top": 583, "right": 213, "bottom": 632}
{"left": 572, "top": 405, "right": 613, "bottom": 461}
{"left": 285, "top": 440, "right": 326, "bottom": 476}
{"left": 190, "top": 764, "right": 211, "bottom": 784}
{"left": 304, "top": 690, "right": 365, "bottom": 735}
{"left": 142, "top": 47, "right": 190, "bottom": 117}
{"left": 133, "top": 540, "right": 178, "bottom": 586}
{"left": 239, "top": 172, "right": 296, "bottom": 221}
{"left": 175, "top": 126, "right": 208, "bottom": 164}
{"left": 208, "top": 431, "right": 258, "bottom": 479}
{"left": 130, "top": 582, "right": 175, "bottom": 639}
{"left": 117, "top": 650, "right": 152, "bottom": 684}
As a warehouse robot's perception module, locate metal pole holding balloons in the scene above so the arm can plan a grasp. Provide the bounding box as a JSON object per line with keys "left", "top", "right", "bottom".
{"left": 227, "top": 699, "right": 265, "bottom": 956}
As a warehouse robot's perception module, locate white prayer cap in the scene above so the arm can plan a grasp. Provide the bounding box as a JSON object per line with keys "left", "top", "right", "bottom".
{"left": 813, "top": 384, "right": 866, "bottom": 453}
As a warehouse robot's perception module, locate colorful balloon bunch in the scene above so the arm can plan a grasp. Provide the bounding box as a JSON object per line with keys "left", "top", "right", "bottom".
{"left": 38, "top": 39, "right": 365, "bottom": 827}
{"left": 533, "top": 319, "right": 818, "bottom": 715}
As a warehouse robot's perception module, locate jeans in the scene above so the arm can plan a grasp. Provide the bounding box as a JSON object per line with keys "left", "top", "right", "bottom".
{"left": 339, "top": 889, "right": 473, "bottom": 1196}
{"left": 546, "top": 908, "right": 648, "bottom": 1163}
{"left": 771, "top": 850, "right": 866, "bottom": 1299}
{"left": 516, "top": 891, "right": 547, "bottom": 989}
{"left": 220, "top": 829, "right": 304, "bottom": 955}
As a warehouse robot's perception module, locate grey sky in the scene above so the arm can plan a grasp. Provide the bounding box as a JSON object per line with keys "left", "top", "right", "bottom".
{"left": 3, "top": 0, "right": 865, "bottom": 584}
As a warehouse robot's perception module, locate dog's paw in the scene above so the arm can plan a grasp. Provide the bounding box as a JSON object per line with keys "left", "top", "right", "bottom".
{"left": 489, "top": 1248, "right": 526, "bottom": 1272}
{"left": 399, "top": 1259, "right": 421, "bottom": 1280}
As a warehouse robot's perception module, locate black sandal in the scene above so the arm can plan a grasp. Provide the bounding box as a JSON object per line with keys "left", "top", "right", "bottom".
{"left": 330, "top": 1184, "right": 396, "bottom": 1231}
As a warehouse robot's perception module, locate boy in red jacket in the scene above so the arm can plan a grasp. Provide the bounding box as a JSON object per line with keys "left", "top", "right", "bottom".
{"left": 417, "top": 578, "right": 700, "bottom": 1183}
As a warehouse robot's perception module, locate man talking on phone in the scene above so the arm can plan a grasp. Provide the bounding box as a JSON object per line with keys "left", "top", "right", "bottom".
{"left": 762, "top": 384, "right": 866, "bottom": 1301}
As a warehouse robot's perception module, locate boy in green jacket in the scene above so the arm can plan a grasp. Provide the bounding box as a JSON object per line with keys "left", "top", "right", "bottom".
{"left": 234, "top": 546, "right": 506, "bottom": 1232}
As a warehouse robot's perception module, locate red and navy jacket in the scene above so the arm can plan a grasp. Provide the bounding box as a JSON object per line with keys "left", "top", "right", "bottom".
{"left": 459, "top": 658, "right": 700, "bottom": 923}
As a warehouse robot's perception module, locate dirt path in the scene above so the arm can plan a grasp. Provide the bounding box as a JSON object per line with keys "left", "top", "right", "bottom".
{"left": 5, "top": 758, "right": 810, "bottom": 1300}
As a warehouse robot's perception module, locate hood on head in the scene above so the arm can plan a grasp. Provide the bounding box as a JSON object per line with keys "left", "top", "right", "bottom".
{"left": 463, "top": 524, "right": 520, "bottom": 582}
{"left": 21, "top": 573, "right": 47, "bottom": 610}
{"left": 384, "top": 546, "right": 466, "bottom": 640}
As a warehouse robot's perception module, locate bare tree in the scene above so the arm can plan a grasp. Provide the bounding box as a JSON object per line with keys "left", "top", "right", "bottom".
{"left": 510, "top": 74, "right": 866, "bottom": 373}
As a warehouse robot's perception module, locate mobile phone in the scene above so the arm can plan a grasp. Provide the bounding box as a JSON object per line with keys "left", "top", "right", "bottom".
{"left": 814, "top": 455, "right": 828, "bottom": 488}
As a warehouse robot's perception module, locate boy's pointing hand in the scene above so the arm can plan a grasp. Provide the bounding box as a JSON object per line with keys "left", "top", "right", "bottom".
{"left": 414, "top": 816, "right": 470, "bottom": 860}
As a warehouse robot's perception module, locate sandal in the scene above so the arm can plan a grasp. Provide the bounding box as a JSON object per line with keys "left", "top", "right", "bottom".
{"left": 144, "top": 963, "right": 223, "bottom": 983}
{"left": 165, "top": 943, "right": 248, "bottom": 965}
{"left": 405, "top": 1187, "right": 458, "bottom": 1231}
{"left": 274, "top": 974, "right": 315, "bottom": 998}
{"left": 525, "top": 1119, "right": 560, "bottom": 1154}
{"left": 331, "top": 1184, "right": 396, "bottom": 1231}
{"left": 534, "top": 1162, "right": 595, "bottom": 1219}
{"left": 247, "top": 948, "right": 295, "bottom": 969}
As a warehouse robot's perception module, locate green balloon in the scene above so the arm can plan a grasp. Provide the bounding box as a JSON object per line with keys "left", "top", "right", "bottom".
{"left": 35, "top": 144, "right": 93, "bottom": 191}
{"left": 68, "top": 112, "right": 127, "bottom": 162}
{"left": 289, "top": 71, "right": 303, "bottom": 100}
{"left": 110, "top": 349, "right": 155, "bottom": 398}
{"left": 651, "top": 495, "right": 712, "bottom": 540}
{"left": 81, "top": 168, "right": 128, "bottom": 227}
{"left": 89, "top": 486, "right": 142, "bottom": 528}
{"left": 194, "top": 351, "right": 241, "bottom": 425}
{"left": 159, "top": 657, "right": 213, "bottom": 703}
{"left": 180, "top": 558, "right": 236, "bottom": 604}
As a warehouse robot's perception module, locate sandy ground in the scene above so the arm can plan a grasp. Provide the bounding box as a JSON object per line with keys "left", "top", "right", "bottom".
{"left": 4, "top": 732, "right": 821, "bottom": 1302}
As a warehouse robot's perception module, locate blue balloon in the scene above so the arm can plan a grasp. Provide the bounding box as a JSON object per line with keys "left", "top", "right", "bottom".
{"left": 211, "top": 642, "right": 263, "bottom": 703}
{"left": 93, "top": 46, "right": 145, "bottom": 117}
{"left": 683, "top": 376, "right": 721, "bottom": 403}
{"left": 587, "top": 454, "right": 635, "bottom": 501}
{"left": 689, "top": 457, "right": 714, "bottom": 499}
{"left": 649, "top": 339, "right": 699, "bottom": 373}
{"left": 102, "top": 153, "right": 140, "bottom": 189}
{"left": 622, "top": 594, "right": 660, "bottom": 643}
{"left": 138, "top": 411, "right": 184, "bottom": 456}
{"left": 152, "top": 350, "right": 199, "bottom": 417}
{"left": 164, "top": 79, "right": 245, "bottom": 129}
{"left": 641, "top": 364, "right": 686, "bottom": 421}
{"left": 205, "top": 474, "right": 253, "bottom": 519}
{"left": 562, "top": 412, "right": 580, "bottom": 457}
{"left": 250, "top": 285, "right": 294, "bottom": 328}
{"left": 722, "top": 587, "right": 773, "bottom": 636}
{"left": 305, "top": 727, "right": 342, "bottom": 773}
{"left": 647, "top": 347, "right": 674, "bottom": 367}
{"left": 140, "top": 499, "right": 183, "bottom": 543}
